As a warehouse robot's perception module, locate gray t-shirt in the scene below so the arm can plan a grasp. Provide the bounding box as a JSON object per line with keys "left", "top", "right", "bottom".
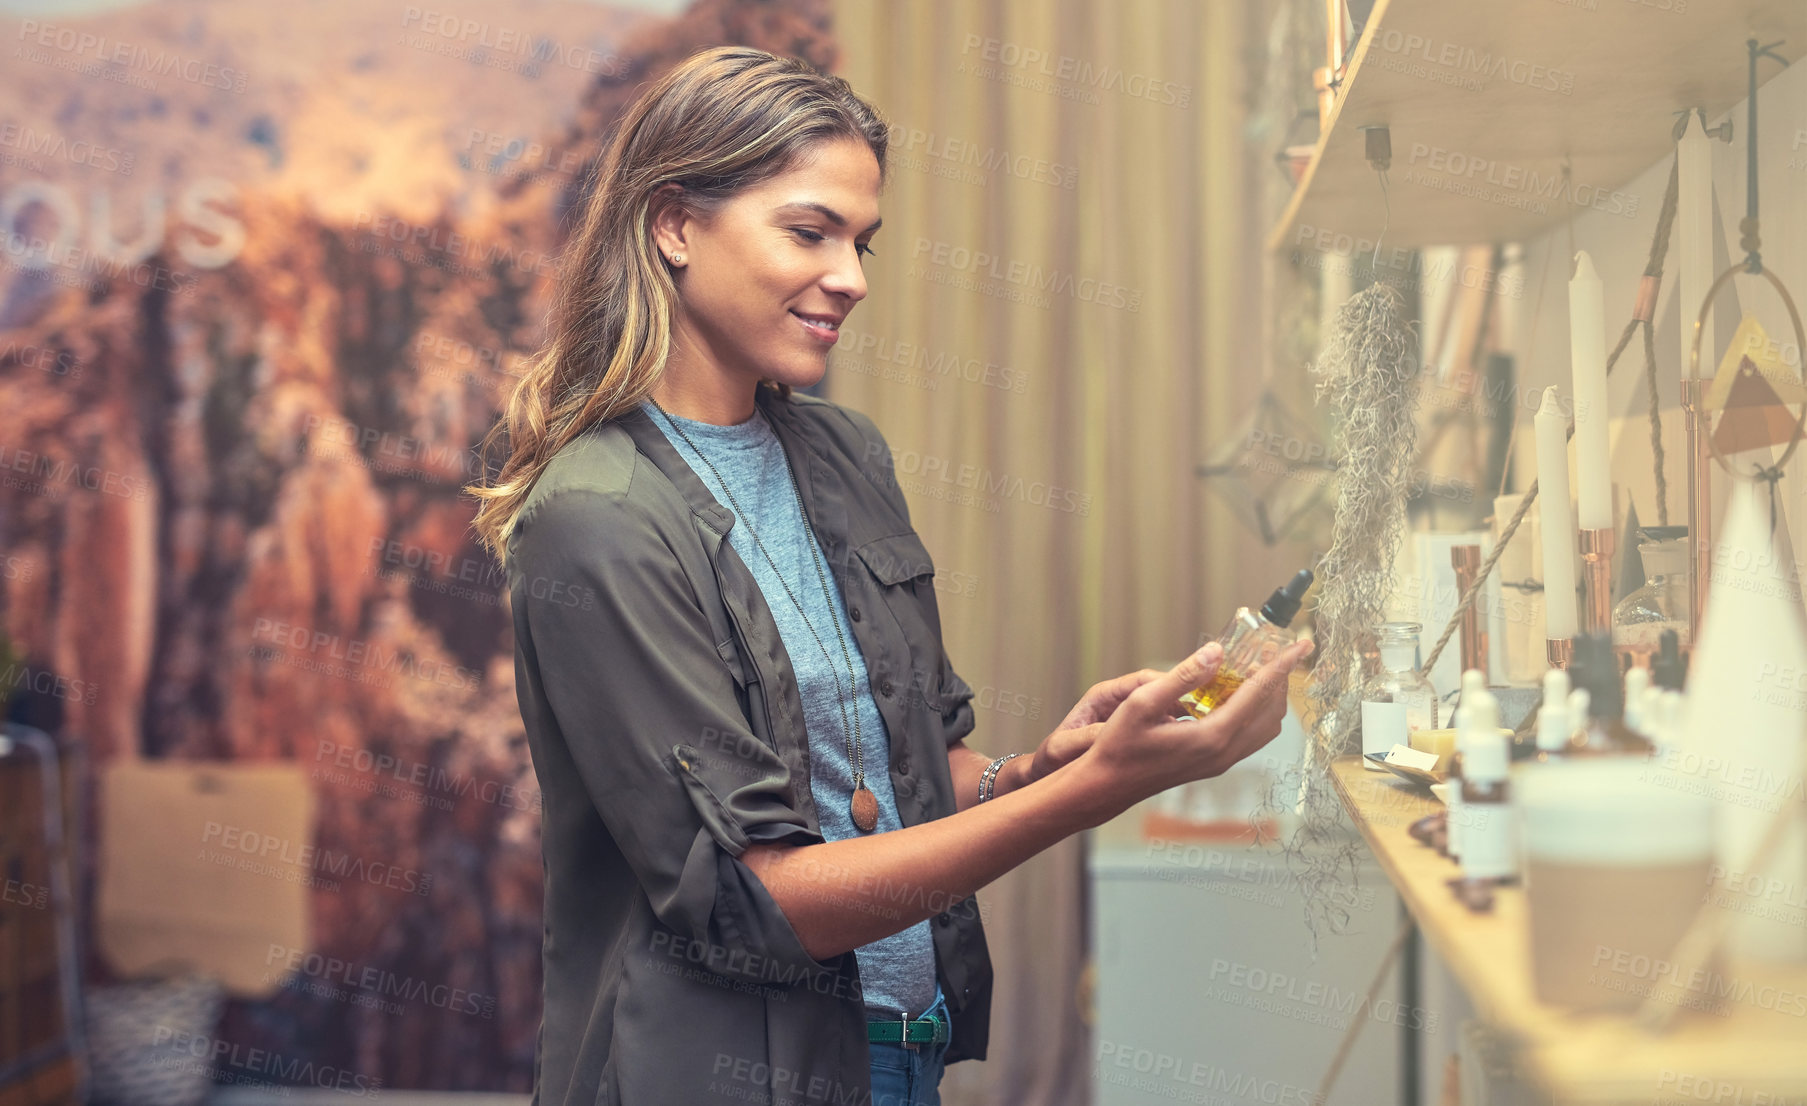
{"left": 643, "top": 399, "right": 939, "bottom": 1018}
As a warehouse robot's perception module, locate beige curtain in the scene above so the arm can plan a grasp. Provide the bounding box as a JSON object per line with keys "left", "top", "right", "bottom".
{"left": 831, "top": 2, "right": 1270, "bottom": 1102}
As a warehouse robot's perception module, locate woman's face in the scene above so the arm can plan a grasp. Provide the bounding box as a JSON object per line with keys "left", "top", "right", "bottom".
{"left": 654, "top": 137, "right": 881, "bottom": 396}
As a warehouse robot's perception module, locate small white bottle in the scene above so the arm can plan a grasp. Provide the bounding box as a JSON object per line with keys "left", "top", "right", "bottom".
{"left": 1534, "top": 669, "right": 1572, "bottom": 762}
{"left": 1623, "top": 666, "right": 1652, "bottom": 738}
{"left": 1566, "top": 688, "right": 1591, "bottom": 749}
{"left": 1652, "top": 688, "right": 1685, "bottom": 754}
{"left": 1458, "top": 686, "right": 1516, "bottom": 884}
{"left": 1444, "top": 669, "right": 1487, "bottom": 862}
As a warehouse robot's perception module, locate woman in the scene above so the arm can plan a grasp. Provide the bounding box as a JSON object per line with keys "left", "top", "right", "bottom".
{"left": 470, "top": 46, "right": 1311, "bottom": 1106}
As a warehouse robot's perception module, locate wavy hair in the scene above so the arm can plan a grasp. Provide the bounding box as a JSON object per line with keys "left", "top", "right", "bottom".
{"left": 467, "top": 46, "right": 888, "bottom": 557}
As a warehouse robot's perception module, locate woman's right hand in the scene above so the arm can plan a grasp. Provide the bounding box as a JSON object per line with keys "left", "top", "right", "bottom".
{"left": 1080, "top": 637, "right": 1314, "bottom": 813}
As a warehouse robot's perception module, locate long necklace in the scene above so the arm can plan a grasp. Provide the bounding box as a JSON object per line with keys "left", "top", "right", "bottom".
{"left": 649, "top": 398, "right": 880, "bottom": 832}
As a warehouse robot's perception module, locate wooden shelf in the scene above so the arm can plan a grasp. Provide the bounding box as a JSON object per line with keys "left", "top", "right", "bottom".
{"left": 1269, "top": 0, "right": 1807, "bottom": 253}
{"left": 1330, "top": 756, "right": 1807, "bottom": 1105}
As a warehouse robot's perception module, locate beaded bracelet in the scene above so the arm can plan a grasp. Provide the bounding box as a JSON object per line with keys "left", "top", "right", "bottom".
{"left": 978, "top": 752, "right": 1023, "bottom": 803}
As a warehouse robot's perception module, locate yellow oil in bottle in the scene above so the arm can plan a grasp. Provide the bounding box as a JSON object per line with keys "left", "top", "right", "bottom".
{"left": 1178, "top": 569, "right": 1313, "bottom": 721}
{"left": 1178, "top": 667, "right": 1244, "bottom": 719}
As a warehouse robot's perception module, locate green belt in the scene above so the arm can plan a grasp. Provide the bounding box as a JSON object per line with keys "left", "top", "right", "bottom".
{"left": 866, "top": 1012, "right": 949, "bottom": 1046}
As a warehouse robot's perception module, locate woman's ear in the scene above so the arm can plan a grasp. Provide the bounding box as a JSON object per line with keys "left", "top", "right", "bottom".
{"left": 648, "top": 183, "right": 690, "bottom": 264}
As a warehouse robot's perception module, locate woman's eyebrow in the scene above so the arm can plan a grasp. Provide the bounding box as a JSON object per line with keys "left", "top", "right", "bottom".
{"left": 773, "top": 201, "right": 882, "bottom": 235}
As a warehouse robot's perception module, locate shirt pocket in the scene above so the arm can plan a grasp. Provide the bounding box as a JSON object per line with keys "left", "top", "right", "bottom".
{"left": 716, "top": 634, "right": 754, "bottom": 689}
{"left": 852, "top": 530, "right": 945, "bottom": 716}
{"left": 715, "top": 631, "right": 765, "bottom": 736}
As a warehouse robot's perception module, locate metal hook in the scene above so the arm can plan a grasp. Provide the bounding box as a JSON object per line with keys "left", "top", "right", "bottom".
{"left": 1360, "top": 125, "right": 1392, "bottom": 271}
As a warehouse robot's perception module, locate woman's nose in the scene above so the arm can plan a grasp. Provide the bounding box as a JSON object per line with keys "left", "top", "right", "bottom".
{"left": 821, "top": 246, "right": 868, "bottom": 303}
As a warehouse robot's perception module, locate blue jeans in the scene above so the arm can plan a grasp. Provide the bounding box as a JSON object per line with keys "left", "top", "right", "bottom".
{"left": 866, "top": 990, "right": 950, "bottom": 1106}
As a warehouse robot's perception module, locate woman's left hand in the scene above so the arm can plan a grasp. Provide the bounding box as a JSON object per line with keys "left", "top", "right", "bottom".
{"left": 1027, "top": 668, "right": 1167, "bottom": 783}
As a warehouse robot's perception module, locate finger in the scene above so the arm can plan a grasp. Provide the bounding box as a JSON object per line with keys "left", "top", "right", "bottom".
{"left": 1212, "top": 684, "right": 1292, "bottom": 764}
{"left": 1051, "top": 723, "right": 1101, "bottom": 761}
{"left": 1256, "top": 696, "right": 1290, "bottom": 737}
{"left": 1058, "top": 671, "right": 1148, "bottom": 729}
{"left": 1081, "top": 668, "right": 1169, "bottom": 725}
{"left": 1278, "top": 637, "right": 1315, "bottom": 668}
{"left": 1193, "top": 639, "right": 1303, "bottom": 731}
{"left": 1088, "top": 669, "right": 1168, "bottom": 710}
{"left": 1125, "top": 642, "right": 1223, "bottom": 723}
{"left": 1240, "top": 639, "right": 1313, "bottom": 701}
{"left": 1246, "top": 646, "right": 1311, "bottom": 730}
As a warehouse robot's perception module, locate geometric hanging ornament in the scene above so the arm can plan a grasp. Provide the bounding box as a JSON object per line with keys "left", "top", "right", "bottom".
{"left": 1707, "top": 315, "right": 1807, "bottom": 458}
{"left": 1198, "top": 388, "right": 1338, "bottom": 545}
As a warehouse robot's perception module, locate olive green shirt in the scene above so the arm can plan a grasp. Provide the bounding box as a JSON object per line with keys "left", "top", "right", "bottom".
{"left": 508, "top": 387, "right": 992, "bottom": 1106}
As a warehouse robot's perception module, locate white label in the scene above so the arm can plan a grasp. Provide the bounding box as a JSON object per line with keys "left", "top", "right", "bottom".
{"left": 1460, "top": 801, "right": 1518, "bottom": 881}
{"left": 1361, "top": 701, "right": 1408, "bottom": 758}
{"left": 1383, "top": 744, "right": 1440, "bottom": 773}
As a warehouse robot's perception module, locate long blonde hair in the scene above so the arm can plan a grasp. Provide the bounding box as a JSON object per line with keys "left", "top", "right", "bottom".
{"left": 467, "top": 46, "right": 888, "bottom": 557}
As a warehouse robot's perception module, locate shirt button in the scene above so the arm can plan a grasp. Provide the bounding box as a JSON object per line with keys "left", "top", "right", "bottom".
{"left": 880, "top": 678, "right": 894, "bottom": 697}
{"left": 849, "top": 606, "right": 862, "bottom": 622}
{"left": 897, "top": 755, "right": 911, "bottom": 775}
{"left": 936, "top": 912, "right": 951, "bottom": 926}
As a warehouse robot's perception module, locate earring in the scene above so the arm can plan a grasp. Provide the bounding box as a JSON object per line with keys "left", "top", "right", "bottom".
{"left": 670, "top": 253, "right": 684, "bottom": 265}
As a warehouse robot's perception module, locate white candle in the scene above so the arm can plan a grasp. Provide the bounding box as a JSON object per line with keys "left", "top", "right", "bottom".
{"left": 1536, "top": 386, "right": 1580, "bottom": 641}
{"left": 1568, "top": 250, "right": 1612, "bottom": 530}
{"left": 1678, "top": 113, "right": 1715, "bottom": 378}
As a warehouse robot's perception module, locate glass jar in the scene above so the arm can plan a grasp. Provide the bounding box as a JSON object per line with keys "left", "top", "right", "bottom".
{"left": 1612, "top": 526, "right": 1691, "bottom": 665}
{"left": 1360, "top": 622, "right": 1439, "bottom": 765}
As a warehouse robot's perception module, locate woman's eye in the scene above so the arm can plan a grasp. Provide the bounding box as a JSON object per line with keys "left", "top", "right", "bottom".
{"left": 792, "top": 227, "right": 874, "bottom": 259}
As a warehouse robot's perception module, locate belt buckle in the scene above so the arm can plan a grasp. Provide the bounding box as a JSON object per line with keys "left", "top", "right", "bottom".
{"left": 899, "top": 1009, "right": 918, "bottom": 1051}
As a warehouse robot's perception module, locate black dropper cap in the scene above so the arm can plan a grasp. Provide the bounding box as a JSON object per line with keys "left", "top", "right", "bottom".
{"left": 1652, "top": 628, "right": 1688, "bottom": 690}
{"left": 1260, "top": 569, "right": 1315, "bottom": 628}
{"left": 1571, "top": 633, "right": 1621, "bottom": 719}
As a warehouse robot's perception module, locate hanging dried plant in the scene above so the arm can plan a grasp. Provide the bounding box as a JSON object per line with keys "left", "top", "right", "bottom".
{"left": 1265, "top": 281, "right": 1421, "bottom": 940}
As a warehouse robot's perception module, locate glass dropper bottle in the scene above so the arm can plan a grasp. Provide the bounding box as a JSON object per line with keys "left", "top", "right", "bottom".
{"left": 1178, "top": 569, "right": 1314, "bottom": 719}
{"left": 1570, "top": 633, "right": 1649, "bottom": 754}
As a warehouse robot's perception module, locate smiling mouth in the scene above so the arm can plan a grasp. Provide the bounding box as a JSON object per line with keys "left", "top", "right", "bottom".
{"left": 792, "top": 311, "right": 842, "bottom": 341}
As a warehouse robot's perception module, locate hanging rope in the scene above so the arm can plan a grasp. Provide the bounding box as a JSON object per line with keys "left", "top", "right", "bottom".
{"left": 1740, "top": 39, "right": 1787, "bottom": 277}
{"left": 1643, "top": 317, "right": 1669, "bottom": 525}
{"left": 1422, "top": 478, "right": 1539, "bottom": 674}
{"left": 1634, "top": 156, "right": 1679, "bottom": 525}
{"left": 1758, "top": 464, "right": 1785, "bottom": 537}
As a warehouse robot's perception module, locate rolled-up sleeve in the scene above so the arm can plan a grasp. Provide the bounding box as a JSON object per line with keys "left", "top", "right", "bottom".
{"left": 510, "top": 485, "right": 836, "bottom": 981}
{"left": 935, "top": 655, "right": 978, "bottom": 749}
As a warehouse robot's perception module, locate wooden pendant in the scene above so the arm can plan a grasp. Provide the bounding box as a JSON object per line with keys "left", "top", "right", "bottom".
{"left": 850, "top": 785, "right": 879, "bottom": 832}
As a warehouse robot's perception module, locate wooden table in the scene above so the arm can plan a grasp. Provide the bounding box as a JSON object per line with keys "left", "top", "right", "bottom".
{"left": 1330, "top": 756, "right": 1807, "bottom": 1105}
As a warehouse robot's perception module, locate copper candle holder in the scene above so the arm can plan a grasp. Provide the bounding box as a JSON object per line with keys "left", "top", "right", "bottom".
{"left": 1682, "top": 376, "right": 1711, "bottom": 639}
{"left": 1579, "top": 527, "right": 1617, "bottom": 637}
{"left": 1451, "top": 545, "right": 1489, "bottom": 677}
{"left": 1546, "top": 637, "right": 1575, "bottom": 670}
